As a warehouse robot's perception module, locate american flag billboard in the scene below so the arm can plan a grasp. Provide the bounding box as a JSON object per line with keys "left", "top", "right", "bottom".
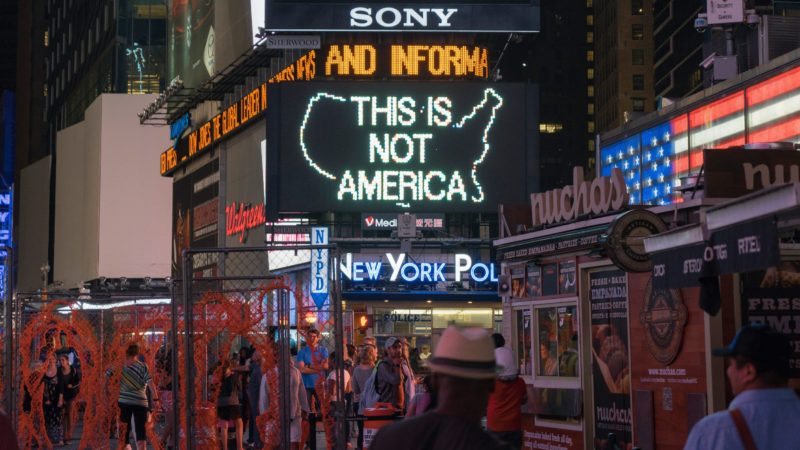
{"left": 600, "top": 65, "right": 800, "bottom": 206}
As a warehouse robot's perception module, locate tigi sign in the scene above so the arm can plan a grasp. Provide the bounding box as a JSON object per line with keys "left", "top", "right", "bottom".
{"left": 340, "top": 253, "right": 498, "bottom": 284}
{"left": 267, "top": 82, "right": 529, "bottom": 214}
{"left": 310, "top": 227, "right": 329, "bottom": 309}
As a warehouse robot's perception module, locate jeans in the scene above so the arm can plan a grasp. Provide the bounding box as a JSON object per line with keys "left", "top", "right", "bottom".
{"left": 490, "top": 430, "right": 523, "bottom": 450}
{"left": 248, "top": 393, "right": 263, "bottom": 447}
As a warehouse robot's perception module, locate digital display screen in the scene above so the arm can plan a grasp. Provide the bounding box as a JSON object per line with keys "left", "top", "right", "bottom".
{"left": 265, "top": 1, "right": 540, "bottom": 33}
{"left": 267, "top": 82, "right": 530, "bottom": 214}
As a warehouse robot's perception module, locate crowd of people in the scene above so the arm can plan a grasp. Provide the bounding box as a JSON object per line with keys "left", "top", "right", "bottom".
{"left": 7, "top": 322, "right": 798, "bottom": 450}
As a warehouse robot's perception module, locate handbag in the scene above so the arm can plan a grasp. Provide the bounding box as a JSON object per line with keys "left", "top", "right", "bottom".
{"left": 729, "top": 408, "right": 758, "bottom": 450}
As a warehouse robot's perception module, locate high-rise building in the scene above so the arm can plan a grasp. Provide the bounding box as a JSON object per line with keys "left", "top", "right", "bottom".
{"left": 16, "top": 0, "right": 170, "bottom": 290}
{"left": 594, "top": 0, "right": 655, "bottom": 133}
{"left": 654, "top": 0, "right": 800, "bottom": 102}
{"left": 44, "top": 0, "right": 167, "bottom": 151}
{"left": 496, "top": 0, "right": 593, "bottom": 184}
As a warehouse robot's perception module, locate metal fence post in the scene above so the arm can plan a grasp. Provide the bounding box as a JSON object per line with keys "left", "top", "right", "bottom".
{"left": 3, "top": 247, "right": 13, "bottom": 417}
{"left": 278, "top": 287, "right": 292, "bottom": 450}
{"left": 182, "top": 250, "right": 195, "bottom": 450}
{"left": 332, "top": 247, "right": 345, "bottom": 450}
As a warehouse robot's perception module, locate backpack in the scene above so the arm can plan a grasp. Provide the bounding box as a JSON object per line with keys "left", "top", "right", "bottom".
{"left": 358, "top": 360, "right": 386, "bottom": 414}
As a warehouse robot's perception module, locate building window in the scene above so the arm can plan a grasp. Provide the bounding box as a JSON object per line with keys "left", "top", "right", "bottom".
{"left": 588, "top": 121, "right": 596, "bottom": 133}
{"left": 632, "top": 0, "right": 644, "bottom": 15}
{"left": 633, "top": 74, "right": 644, "bottom": 90}
{"left": 535, "top": 303, "right": 579, "bottom": 379}
{"left": 632, "top": 24, "right": 644, "bottom": 40}
{"left": 587, "top": 68, "right": 595, "bottom": 80}
{"left": 588, "top": 140, "right": 595, "bottom": 152}
{"left": 632, "top": 97, "right": 645, "bottom": 112}
{"left": 588, "top": 85, "right": 595, "bottom": 97}
{"left": 539, "top": 123, "right": 564, "bottom": 134}
{"left": 44, "top": 31, "right": 49, "bottom": 47}
{"left": 587, "top": 50, "right": 594, "bottom": 62}
{"left": 588, "top": 103, "right": 595, "bottom": 115}
{"left": 587, "top": 15, "right": 594, "bottom": 26}
{"left": 632, "top": 48, "right": 645, "bottom": 65}
{"left": 587, "top": 31, "right": 594, "bottom": 44}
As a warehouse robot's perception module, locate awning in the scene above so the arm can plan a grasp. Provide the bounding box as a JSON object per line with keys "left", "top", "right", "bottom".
{"left": 643, "top": 183, "right": 800, "bottom": 313}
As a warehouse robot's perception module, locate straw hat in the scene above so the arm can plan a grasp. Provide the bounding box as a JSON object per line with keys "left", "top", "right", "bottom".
{"left": 425, "top": 326, "right": 497, "bottom": 380}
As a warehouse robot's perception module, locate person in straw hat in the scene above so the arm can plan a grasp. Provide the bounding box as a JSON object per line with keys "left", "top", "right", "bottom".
{"left": 370, "top": 326, "right": 512, "bottom": 450}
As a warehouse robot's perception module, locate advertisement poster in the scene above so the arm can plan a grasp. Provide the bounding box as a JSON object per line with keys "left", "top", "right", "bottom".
{"left": 741, "top": 262, "right": 800, "bottom": 378}
{"left": 172, "top": 160, "right": 219, "bottom": 279}
{"left": 559, "top": 260, "right": 577, "bottom": 295}
{"left": 589, "top": 269, "right": 632, "bottom": 449}
{"left": 542, "top": 263, "right": 558, "bottom": 296}
{"left": 512, "top": 264, "right": 526, "bottom": 299}
{"left": 169, "top": 0, "right": 216, "bottom": 88}
{"left": 527, "top": 261, "right": 541, "bottom": 297}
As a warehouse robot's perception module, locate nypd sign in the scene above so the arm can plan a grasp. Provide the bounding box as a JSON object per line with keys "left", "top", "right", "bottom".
{"left": 340, "top": 253, "right": 498, "bottom": 284}
{"left": 310, "top": 227, "right": 329, "bottom": 309}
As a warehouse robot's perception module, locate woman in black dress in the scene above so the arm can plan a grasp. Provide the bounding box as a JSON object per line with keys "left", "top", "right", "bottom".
{"left": 58, "top": 353, "right": 80, "bottom": 443}
{"left": 43, "top": 352, "right": 65, "bottom": 445}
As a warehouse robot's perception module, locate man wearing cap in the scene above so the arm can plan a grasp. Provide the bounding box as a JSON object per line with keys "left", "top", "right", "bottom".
{"left": 370, "top": 327, "right": 512, "bottom": 450}
{"left": 684, "top": 324, "right": 800, "bottom": 450}
{"left": 375, "top": 336, "right": 406, "bottom": 412}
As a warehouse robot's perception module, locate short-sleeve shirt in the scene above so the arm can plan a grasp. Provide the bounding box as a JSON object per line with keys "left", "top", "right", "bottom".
{"left": 683, "top": 388, "right": 800, "bottom": 450}
{"left": 119, "top": 360, "right": 152, "bottom": 407}
{"left": 297, "top": 345, "right": 329, "bottom": 389}
{"left": 487, "top": 377, "right": 527, "bottom": 432}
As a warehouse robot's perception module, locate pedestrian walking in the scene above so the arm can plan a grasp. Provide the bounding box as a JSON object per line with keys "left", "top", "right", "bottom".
{"left": 684, "top": 324, "right": 800, "bottom": 450}
{"left": 375, "top": 337, "right": 405, "bottom": 412}
{"left": 370, "top": 326, "right": 512, "bottom": 450}
{"left": 217, "top": 357, "right": 244, "bottom": 450}
{"left": 487, "top": 333, "right": 527, "bottom": 450}
{"left": 57, "top": 353, "right": 81, "bottom": 443}
{"left": 43, "top": 352, "right": 65, "bottom": 446}
{"left": 119, "top": 343, "right": 157, "bottom": 450}
{"left": 246, "top": 349, "right": 264, "bottom": 449}
{"left": 352, "top": 344, "right": 377, "bottom": 416}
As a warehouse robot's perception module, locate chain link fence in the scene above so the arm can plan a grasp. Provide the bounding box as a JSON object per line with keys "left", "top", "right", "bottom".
{"left": 5, "top": 244, "right": 348, "bottom": 450}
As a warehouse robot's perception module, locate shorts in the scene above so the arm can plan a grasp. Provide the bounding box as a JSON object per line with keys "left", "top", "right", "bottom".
{"left": 217, "top": 405, "right": 242, "bottom": 421}
{"left": 290, "top": 416, "right": 302, "bottom": 443}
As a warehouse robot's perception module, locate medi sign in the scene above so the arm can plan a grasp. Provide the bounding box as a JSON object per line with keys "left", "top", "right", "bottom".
{"left": 265, "top": 1, "right": 540, "bottom": 33}
{"left": 340, "top": 253, "right": 498, "bottom": 284}
{"left": 267, "top": 81, "right": 529, "bottom": 214}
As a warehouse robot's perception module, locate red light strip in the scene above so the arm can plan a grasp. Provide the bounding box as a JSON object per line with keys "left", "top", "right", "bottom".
{"left": 689, "top": 92, "right": 745, "bottom": 128}
{"left": 746, "top": 66, "right": 800, "bottom": 107}
{"left": 748, "top": 116, "right": 800, "bottom": 143}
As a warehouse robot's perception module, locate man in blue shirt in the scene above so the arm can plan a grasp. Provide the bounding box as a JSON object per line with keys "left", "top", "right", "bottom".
{"left": 684, "top": 324, "right": 800, "bottom": 450}
{"left": 296, "top": 328, "right": 329, "bottom": 414}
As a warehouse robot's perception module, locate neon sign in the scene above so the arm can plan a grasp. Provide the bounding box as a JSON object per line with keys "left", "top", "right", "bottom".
{"left": 225, "top": 202, "right": 266, "bottom": 243}
{"left": 340, "top": 253, "right": 498, "bottom": 284}
{"left": 269, "top": 82, "right": 528, "bottom": 213}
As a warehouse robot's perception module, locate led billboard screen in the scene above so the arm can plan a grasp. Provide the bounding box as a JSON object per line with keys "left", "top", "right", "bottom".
{"left": 264, "top": 1, "right": 540, "bottom": 33}
{"left": 267, "top": 82, "right": 531, "bottom": 214}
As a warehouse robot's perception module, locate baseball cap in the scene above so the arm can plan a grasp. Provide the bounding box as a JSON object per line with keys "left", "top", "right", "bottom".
{"left": 712, "top": 323, "right": 791, "bottom": 372}
{"left": 385, "top": 336, "right": 401, "bottom": 350}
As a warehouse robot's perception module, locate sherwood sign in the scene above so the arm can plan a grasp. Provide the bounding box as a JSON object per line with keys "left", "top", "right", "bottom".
{"left": 340, "top": 253, "right": 498, "bottom": 284}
